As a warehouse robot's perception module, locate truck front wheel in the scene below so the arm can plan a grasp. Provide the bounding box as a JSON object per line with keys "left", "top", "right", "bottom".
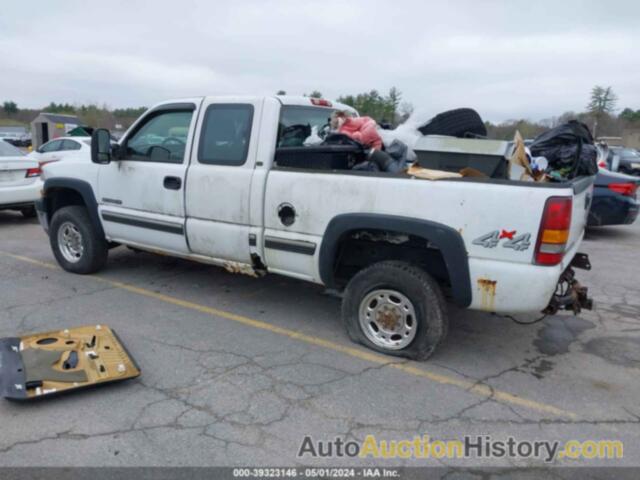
{"left": 341, "top": 261, "right": 448, "bottom": 360}
{"left": 50, "top": 206, "right": 108, "bottom": 274}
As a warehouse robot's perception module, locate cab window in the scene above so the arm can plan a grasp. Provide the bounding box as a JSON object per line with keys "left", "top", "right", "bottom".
{"left": 125, "top": 110, "right": 193, "bottom": 163}
{"left": 277, "top": 106, "right": 335, "bottom": 147}
{"left": 198, "top": 104, "right": 253, "bottom": 166}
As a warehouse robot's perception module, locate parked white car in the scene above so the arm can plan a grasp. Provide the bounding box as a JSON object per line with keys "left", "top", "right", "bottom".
{"left": 29, "top": 136, "right": 91, "bottom": 164}
{"left": 0, "top": 139, "right": 42, "bottom": 217}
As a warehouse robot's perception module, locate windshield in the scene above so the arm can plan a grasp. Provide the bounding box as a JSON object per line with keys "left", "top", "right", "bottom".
{"left": 278, "top": 106, "right": 337, "bottom": 147}
{"left": 0, "top": 140, "right": 25, "bottom": 157}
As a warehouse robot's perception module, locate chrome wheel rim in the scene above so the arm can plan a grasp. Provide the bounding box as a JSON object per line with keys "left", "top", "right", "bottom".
{"left": 359, "top": 289, "right": 417, "bottom": 350}
{"left": 57, "top": 222, "right": 84, "bottom": 263}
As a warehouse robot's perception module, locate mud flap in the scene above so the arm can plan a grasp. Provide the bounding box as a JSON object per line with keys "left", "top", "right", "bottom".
{"left": 0, "top": 325, "right": 140, "bottom": 400}
{"left": 543, "top": 253, "right": 593, "bottom": 315}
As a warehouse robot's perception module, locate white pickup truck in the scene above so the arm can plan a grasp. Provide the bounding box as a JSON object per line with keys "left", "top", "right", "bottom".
{"left": 36, "top": 96, "right": 594, "bottom": 360}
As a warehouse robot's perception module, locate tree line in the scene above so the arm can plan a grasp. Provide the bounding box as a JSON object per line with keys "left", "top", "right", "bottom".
{"left": 2, "top": 85, "right": 638, "bottom": 138}
{"left": 485, "top": 85, "right": 637, "bottom": 140}
{"left": 0, "top": 101, "right": 149, "bottom": 130}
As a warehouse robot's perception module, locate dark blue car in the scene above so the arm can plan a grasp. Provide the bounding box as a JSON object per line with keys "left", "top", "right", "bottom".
{"left": 588, "top": 168, "right": 640, "bottom": 226}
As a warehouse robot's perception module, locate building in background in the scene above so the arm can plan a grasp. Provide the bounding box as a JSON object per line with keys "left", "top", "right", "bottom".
{"left": 30, "top": 113, "right": 86, "bottom": 149}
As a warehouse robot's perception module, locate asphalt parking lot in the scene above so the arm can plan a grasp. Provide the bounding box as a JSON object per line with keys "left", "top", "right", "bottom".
{"left": 0, "top": 212, "right": 639, "bottom": 469}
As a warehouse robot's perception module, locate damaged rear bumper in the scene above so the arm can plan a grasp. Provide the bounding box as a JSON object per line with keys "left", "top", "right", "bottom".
{"left": 543, "top": 253, "right": 594, "bottom": 315}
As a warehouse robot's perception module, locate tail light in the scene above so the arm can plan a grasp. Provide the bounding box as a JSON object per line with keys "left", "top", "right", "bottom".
{"left": 608, "top": 182, "right": 637, "bottom": 197}
{"left": 535, "top": 197, "right": 572, "bottom": 266}
{"left": 25, "top": 166, "right": 41, "bottom": 178}
{"left": 598, "top": 161, "right": 607, "bottom": 169}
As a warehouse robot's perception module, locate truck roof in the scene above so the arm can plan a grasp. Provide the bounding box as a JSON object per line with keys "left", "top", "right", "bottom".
{"left": 151, "top": 96, "right": 358, "bottom": 116}
{"left": 275, "top": 95, "right": 358, "bottom": 115}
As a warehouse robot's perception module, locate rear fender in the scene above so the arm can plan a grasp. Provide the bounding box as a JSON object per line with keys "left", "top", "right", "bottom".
{"left": 319, "top": 213, "right": 471, "bottom": 307}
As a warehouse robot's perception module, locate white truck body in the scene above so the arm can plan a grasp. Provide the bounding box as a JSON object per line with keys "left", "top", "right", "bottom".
{"left": 36, "top": 95, "right": 595, "bottom": 358}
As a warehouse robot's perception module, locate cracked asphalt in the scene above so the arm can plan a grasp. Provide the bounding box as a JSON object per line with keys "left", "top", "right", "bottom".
{"left": 0, "top": 211, "right": 639, "bottom": 469}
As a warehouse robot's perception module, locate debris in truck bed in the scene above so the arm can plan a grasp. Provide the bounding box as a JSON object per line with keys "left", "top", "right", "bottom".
{"left": 459, "top": 167, "right": 488, "bottom": 178}
{"left": 406, "top": 164, "right": 462, "bottom": 180}
{"left": 0, "top": 325, "right": 140, "bottom": 400}
{"left": 529, "top": 120, "right": 599, "bottom": 180}
{"left": 509, "top": 131, "right": 537, "bottom": 181}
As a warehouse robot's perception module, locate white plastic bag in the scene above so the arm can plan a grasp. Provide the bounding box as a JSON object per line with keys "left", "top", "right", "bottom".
{"left": 303, "top": 126, "right": 323, "bottom": 146}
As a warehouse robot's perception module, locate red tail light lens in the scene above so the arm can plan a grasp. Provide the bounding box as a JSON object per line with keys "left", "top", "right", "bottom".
{"left": 535, "top": 196, "right": 572, "bottom": 266}
{"left": 608, "top": 182, "right": 637, "bottom": 197}
{"left": 25, "top": 166, "right": 41, "bottom": 178}
{"left": 598, "top": 161, "right": 607, "bottom": 169}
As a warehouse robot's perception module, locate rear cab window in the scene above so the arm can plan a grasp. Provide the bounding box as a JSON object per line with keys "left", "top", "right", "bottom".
{"left": 277, "top": 106, "right": 336, "bottom": 148}
{"left": 275, "top": 105, "right": 365, "bottom": 171}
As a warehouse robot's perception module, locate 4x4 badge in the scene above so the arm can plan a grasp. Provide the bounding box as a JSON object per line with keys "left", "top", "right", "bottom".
{"left": 473, "top": 230, "right": 531, "bottom": 251}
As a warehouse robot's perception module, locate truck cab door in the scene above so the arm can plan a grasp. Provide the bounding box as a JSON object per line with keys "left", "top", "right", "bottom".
{"left": 184, "top": 98, "right": 263, "bottom": 264}
{"left": 97, "top": 101, "right": 201, "bottom": 254}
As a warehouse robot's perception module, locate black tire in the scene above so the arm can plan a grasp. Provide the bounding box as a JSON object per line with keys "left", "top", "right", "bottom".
{"left": 417, "top": 108, "right": 487, "bottom": 138}
{"left": 341, "top": 261, "right": 448, "bottom": 361}
{"left": 49, "top": 206, "right": 108, "bottom": 274}
{"left": 20, "top": 206, "right": 37, "bottom": 218}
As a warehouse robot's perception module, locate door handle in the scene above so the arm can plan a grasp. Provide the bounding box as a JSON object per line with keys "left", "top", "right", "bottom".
{"left": 163, "top": 176, "right": 182, "bottom": 190}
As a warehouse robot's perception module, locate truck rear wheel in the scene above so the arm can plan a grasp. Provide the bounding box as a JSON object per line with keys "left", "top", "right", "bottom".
{"left": 341, "top": 261, "right": 448, "bottom": 361}
{"left": 50, "top": 206, "right": 108, "bottom": 274}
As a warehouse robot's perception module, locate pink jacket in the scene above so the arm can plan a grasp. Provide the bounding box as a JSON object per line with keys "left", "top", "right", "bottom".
{"left": 338, "top": 117, "right": 382, "bottom": 150}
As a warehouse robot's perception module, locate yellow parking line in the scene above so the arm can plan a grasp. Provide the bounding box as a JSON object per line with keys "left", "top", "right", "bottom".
{"left": 1, "top": 251, "right": 577, "bottom": 419}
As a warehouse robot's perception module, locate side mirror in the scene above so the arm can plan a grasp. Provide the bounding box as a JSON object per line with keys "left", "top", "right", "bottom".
{"left": 91, "top": 129, "right": 113, "bottom": 164}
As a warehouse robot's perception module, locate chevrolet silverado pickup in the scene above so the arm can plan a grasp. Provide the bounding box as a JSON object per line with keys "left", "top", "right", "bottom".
{"left": 35, "top": 96, "right": 595, "bottom": 359}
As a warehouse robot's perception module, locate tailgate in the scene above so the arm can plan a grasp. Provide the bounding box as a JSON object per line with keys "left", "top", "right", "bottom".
{"left": 566, "top": 176, "right": 596, "bottom": 253}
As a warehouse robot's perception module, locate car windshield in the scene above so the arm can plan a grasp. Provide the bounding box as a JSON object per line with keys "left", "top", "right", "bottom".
{"left": 0, "top": 140, "right": 25, "bottom": 156}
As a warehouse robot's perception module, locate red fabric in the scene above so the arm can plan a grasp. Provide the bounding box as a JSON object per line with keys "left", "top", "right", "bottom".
{"left": 338, "top": 116, "right": 382, "bottom": 150}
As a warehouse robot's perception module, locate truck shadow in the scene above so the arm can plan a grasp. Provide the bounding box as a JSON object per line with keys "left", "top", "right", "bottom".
{"left": 104, "top": 247, "right": 547, "bottom": 369}
{"left": 0, "top": 210, "right": 38, "bottom": 226}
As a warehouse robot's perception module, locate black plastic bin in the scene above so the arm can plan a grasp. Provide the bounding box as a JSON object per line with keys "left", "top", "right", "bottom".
{"left": 275, "top": 145, "right": 366, "bottom": 171}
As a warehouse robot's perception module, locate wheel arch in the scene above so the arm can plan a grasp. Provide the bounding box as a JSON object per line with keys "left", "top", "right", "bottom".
{"left": 43, "top": 178, "right": 104, "bottom": 238}
{"left": 319, "top": 213, "right": 472, "bottom": 307}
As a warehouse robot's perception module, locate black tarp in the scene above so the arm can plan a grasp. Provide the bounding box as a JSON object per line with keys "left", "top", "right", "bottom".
{"left": 529, "top": 120, "right": 598, "bottom": 179}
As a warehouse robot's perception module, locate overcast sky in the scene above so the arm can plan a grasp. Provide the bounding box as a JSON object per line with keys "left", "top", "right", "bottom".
{"left": 1, "top": 0, "right": 638, "bottom": 122}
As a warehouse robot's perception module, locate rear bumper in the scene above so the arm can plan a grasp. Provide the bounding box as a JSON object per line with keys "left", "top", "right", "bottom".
{"left": 467, "top": 238, "right": 588, "bottom": 314}
{"left": 0, "top": 181, "right": 41, "bottom": 210}
{"left": 468, "top": 257, "right": 563, "bottom": 312}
